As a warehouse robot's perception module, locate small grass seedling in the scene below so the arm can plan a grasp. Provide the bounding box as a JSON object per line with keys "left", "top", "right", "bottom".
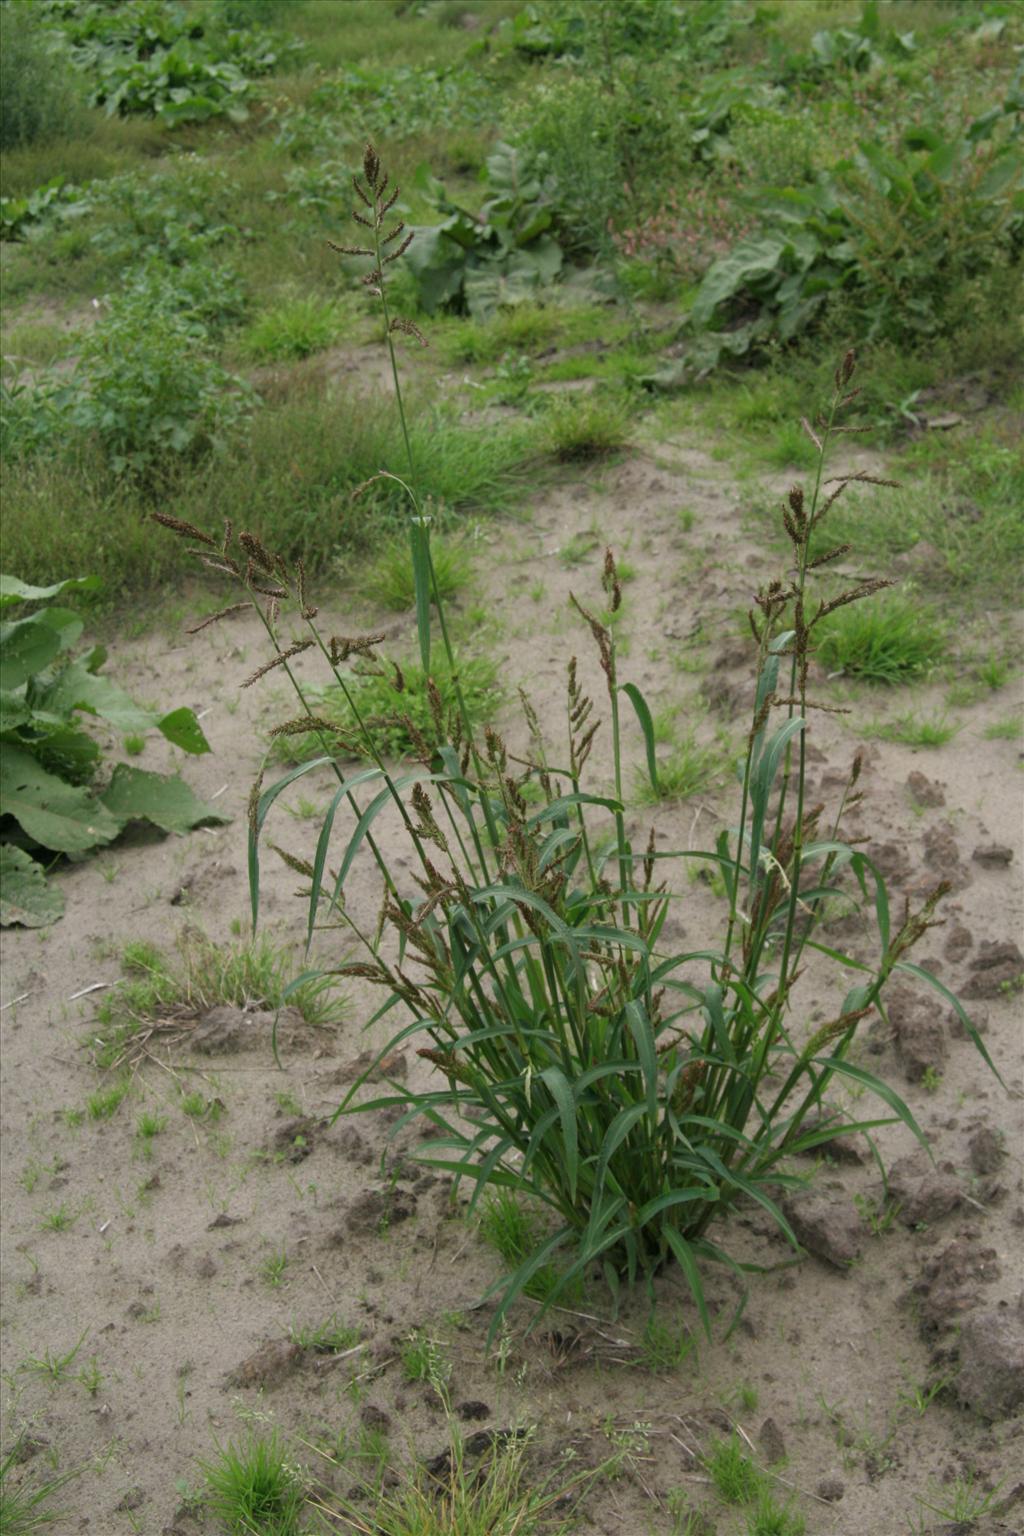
{"left": 400, "top": 1330, "right": 451, "bottom": 1393}
{"left": 289, "top": 1316, "right": 361, "bottom": 1354}
{"left": 39, "top": 1203, "right": 77, "bottom": 1233}
{"left": 260, "top": 1248, "right": 289, "bottom": 1289}
{"left": 86, "top": 1079, "right": 130, "bottom": 1121}
{"left": 745, "top": 1490, "right": 806, "bottom": 1536}
{"left": 21, "top": 1331, "right": 89, "bottom": 1386}
{"left": 638, "top": 1315, "right": 693, "bottom": 1373}
{"left": 135, "top": 1110, "right": 167, "bottom": 1152}
{"left": 916, "top": 1470, "right": 1003, "bottom": 1524}
{"left": 704, "top": 1434, "right": 764, "bottom": 1505}
{"left": 122, "top": 733, "right": 146, "bottom": 756}
{"left": 867, "top": 712, "right": 960, "bottom": 747}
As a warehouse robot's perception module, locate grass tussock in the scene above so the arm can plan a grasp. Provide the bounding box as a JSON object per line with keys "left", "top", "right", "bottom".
{"left": 364, "top": 535, "right": 473, "bottom": 611}
{"left": 816, "top": 590, "right": 947, "bottom": 683}
{"left": 543, "top": 391, "right": 631, "bottom": 461}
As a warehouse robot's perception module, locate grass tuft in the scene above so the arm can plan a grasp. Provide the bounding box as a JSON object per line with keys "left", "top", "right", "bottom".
{"left": 199, "top": 1433, "right": 306, "bottom": 1536}
{"left": 364, "top": 536, "right": 473, "bottom": 610}
{"left": 543, "top": 392, "right": 630, "bottom": 461}
{"left": 816, "top": 591, "right": 947, "bottom": 683}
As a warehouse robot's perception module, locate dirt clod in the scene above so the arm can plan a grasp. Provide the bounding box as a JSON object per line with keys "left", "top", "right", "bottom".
{"left": 888, "top": 988, "right": 947, "bottom": 1083}
{"left": 270, "top": 1116, "right": 320, "bottom": 1164}
{"left": 224, "top": 1339, "right": 302, "bottom": 1391}
{"left": 759, "top": 1417, "right": 786, "bottom": 1463}
{"left": 888, "top": 1152, "right": 963, "bottom": 1227}
{"left": 457, "top": 1400, "right": 491, "bottom": 1422}
{"left": 344, "top": 1187, "right": 416, "bottom": 1236}
{"left": 816, "top": 1476, "right": 845, "bottom": 1502}
{"left": 943, "top": 923, "right": 974, "bottom": 963}
{"left": 782, "top": 1192, "right": 861, "bottom": 1269}
{"left": 922, "top": 822, "right": 970, "bottom": 889}
{"left": 912, "top": 1238, "right": 1001, "bottom": 1335}
{"left": 908, "top": 771, "right": 945, "bottom": 807}
{"left": 968, "top": 1128, "right": 1006, "bottom": 1174}
{"left": 962, "top": 939, "right": 1024, "bottom": 999}
{"left": 972, "top": 844, "right": 1014, "bottom": 867}
{"left": 957, "top": 1309, "right": 1024, "bottom": 1420}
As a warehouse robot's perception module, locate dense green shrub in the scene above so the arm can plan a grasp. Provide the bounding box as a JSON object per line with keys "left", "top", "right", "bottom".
{"left": 691, "top": 110, "right": 1024, "bottom": 362}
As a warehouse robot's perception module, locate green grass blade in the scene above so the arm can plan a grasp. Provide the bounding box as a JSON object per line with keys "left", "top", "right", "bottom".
{"left": 620, "top": 681, "right": 659, "bottom": 795}
{"left": 540, "top": 1066, "right": 579, "bottom": 1202}
{"left": 663, "top": 1225, "right": 712, "bottom": 1340}
{"left": 410, "top": 516, "right": 431, "bottom": 675}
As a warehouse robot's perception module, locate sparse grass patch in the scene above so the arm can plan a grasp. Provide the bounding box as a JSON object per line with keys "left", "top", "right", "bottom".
{"left": 636, "top": 732, "right": 725, "bottom": 804}
{"left": 704, "top": 1434, "right": 765, "bottom": 1505}
{"left": 478, "top": 1190, "right": 566, "bottom": 1303}
{"left": 86, "top": 1079, "right": 130, "bottom": 1121}
{"left": 438, "top": 304, "right": 561, "bottom": 365}
{"left": 289, "top": 1316, "right": 361, "bottom": 1354}
{"left": 745, "top": 1491, "right": 806, "bottom": 1536}
{"left": 865, "top": 713, "right": 960, "bottom": 748}
{"left": 0, "top": 1440, "right": 80, "bottom": 1533}
{"left": 90, "top": 932, "right": 347, "bottom": 1069}
{"left": 816, "top": 591, "right": 947, "bottom": 683}
{"left": 983, "top": 717, "right": 1022, "bottom": 741}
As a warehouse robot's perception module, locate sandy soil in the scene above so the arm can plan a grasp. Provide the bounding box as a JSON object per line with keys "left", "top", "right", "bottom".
{"left": 2, "top": 395, "right": 1022, "bottom": 1535}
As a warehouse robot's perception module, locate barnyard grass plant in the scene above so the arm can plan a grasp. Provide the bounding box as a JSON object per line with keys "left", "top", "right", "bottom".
{"left": 156, "top": 144, "right": 997, "bottom": 1340}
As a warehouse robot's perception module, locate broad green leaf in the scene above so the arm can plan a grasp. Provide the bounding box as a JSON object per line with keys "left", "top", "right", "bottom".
{"left": 0, "top": 615, "right": 62, "bottom": 691}
{"left": 0, "top": 575, "right": 100, "bottom": 610}
{"left": 39, "top": 658, "right": 152, "bottom": 733}
{"left": 692, "top": 236, "right": 787, "bottom": 327}
{"left": 0, "top": 744, "right": 120, "bottom": 853}
{"left": 0, "top": 845, "right": 64, "bottom": 928}
{"left": 99, "top": 765, "right": 230, "bottom": 836}
{"left": 663, "top": 1226, "right": 712, "bottom": 1340}
{"left": 156, "top": 707, "right": 211, "bottom": 755}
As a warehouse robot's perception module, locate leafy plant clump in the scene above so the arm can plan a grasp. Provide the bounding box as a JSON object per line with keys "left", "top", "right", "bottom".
{"left": 0, "top": 575, "right": 228, "bottom": 926}
{"left": 159, "top": 144, "right": 996, "bottom": 1340}
{"left": 39, "top": 0, "right": 294, "bottom": 127}
{"left": 401, "top": 144, "right": 563, "bottom": 318}
{"left": 690, "top": 103, "right": 1023, "bottom": 363}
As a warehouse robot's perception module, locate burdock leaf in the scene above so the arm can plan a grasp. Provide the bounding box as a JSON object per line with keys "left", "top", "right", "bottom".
{"left": 0, "top": 745, "right": 121, "bottom": 853}
{"left": 99, "top": 766, "right": 230, "bottom": 836}
{"left": 0, "top": 574, "right": 101, "bottom": 610}
{"left": 0, "top": 845, "right": 64, "bottom": 928}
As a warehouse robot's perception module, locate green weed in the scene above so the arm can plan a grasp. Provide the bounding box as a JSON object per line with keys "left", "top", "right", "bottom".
{"left": 364, "top": 536, "right": 473, "bottom": 610}
{"left": 543, "top": 392, "right": 630, "bottom": 461}
{"left": 866, "top": 713, "right": 960, "bottom": 748}
{"left": 704, "top": 1434, "right": 764, "bottom": 1504}
{"left": 199, "top": 1433, "right": 306, "bottom": 1536}
{"left": 274, "top": 653, "right": 502, "bottom": 764}
{"left": 635, "top": 732, "right": 725, "bottom": 804}
{"left": 86, "top": 1080, "right": 130, "bottom": 1122}
{"left": 241, "top": 297, "right": 343, "bottom": 362}
{"left": 0, "top": 1440, "right": 80, "bottom": 1533}
{"left": 816, "top": 591, "right": 947, "bottom": 682}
